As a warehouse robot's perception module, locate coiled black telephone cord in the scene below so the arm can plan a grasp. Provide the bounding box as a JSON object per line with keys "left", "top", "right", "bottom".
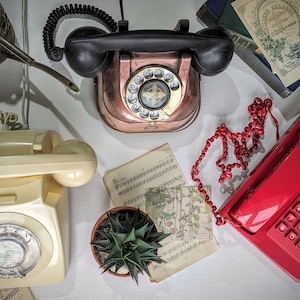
{"left": 43, "top": 3, "right": 118, "bottom": 62}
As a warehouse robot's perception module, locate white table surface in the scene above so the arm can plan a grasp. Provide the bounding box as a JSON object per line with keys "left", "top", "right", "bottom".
{"left": 1, "top": 0, "right": 300, "bottom": 299}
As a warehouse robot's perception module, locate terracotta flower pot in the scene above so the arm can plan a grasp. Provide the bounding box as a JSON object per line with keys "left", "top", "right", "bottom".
{"left": 90, "top": 206, "right": 157, "bottom": 278}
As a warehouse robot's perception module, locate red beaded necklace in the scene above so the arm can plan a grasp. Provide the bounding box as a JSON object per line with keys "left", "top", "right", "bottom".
{"left": 191, "top": 97, "right": 280, "bottom": 226}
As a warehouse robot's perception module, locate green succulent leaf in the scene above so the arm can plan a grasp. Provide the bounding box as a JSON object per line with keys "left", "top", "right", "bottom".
{"left": 114, "top": 259, "right": 126, "bottom": 274}
{"left": 122, "top": 228, "right": 136, "bottom": 243}
{"left": 91, "top": 239, "right": 111, "bottom": 249}
{"left": 111, "top": 232, "right": 128, "bottom": 249}
{"left": 136, "top": 239, "right": 159, "bottom": 253}
{"left": 148, "top": 231, "right": 170, "bottom": 243}
{"left": 107, "top": 212, "right": 122, "bottom": 232}
{"left": 92, "top": 208, "right": 170, "bottom": 284}
{"left": 141, "top": 261, "right": 152, "bottom": 277}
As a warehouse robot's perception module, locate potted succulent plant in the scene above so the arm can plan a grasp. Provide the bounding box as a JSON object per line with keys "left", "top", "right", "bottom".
{"left": 90, "top": 206, "right": 170, "bottom": 284}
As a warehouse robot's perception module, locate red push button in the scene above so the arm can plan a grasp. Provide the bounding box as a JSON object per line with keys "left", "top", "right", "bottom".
{"left": 286, "top": 230, "right": 297, "bottom": 243}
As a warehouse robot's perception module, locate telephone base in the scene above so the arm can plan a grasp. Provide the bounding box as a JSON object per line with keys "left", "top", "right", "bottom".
{"left": 0, "top": 130, "right": 70, "bottom": 287}
{"left": 0, "top": 176, "right": 70, "bottom": 287}
{"left": 96, "top": 51, "right": 201, "bottom": 133}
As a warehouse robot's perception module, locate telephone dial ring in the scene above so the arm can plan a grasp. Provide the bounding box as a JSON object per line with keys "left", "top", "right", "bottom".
{"left": 0, "top": 224, "right": 41, "bottom": 278}
{"left": 125, "top": 66, "right": 182, "bottom": 121}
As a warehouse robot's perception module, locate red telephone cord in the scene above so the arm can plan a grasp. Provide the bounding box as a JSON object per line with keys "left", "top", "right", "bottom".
{"left": 191, "top": 97, "right": 279, "bottom": 226}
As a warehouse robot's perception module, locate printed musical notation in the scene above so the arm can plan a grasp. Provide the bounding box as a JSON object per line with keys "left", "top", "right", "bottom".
{"left": 103, "top": 143, "right": 219, "bottom": 282}
{"left": 149, "top": 239, "right": 219, "bottom": 282}
{"left": 103, "top": 144, "right": 187, "bottom": 210}
{"left": 0, "top": 288, "right": 34, "bottom": 300}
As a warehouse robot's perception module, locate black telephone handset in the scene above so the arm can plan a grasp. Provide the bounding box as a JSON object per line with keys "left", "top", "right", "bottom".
{"left": 64, "top": 26, "right": 233, "bottom": 78}
{"left": 43, "top": 5, "right": 234, "bottom": 132}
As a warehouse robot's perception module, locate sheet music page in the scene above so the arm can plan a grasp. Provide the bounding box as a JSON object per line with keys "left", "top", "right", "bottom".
{"left": 0, "top": 288, "right": 34, "bottom": 300}
{"left": 145, "top": 186, "right": 213, "bottom": 242}
{"left": 103, "top": 144, "right": 219, "bottom": 282}
{"left": 232, "top": 0, "right": 300, "bottom": 87}
{"left": 103, "top": 144, "right": 187, "bottom": 210}
{"left": 149, "top": 239, "right": 219, "bottom": 283}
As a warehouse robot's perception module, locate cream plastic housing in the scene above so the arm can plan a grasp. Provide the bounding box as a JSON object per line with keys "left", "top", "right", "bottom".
{"left": 0, "top": 131, "right": 97, "bottom": 187}
{"left": 0, "top": 176, "right": 70, "bottom": 287}
{"left": 0, "top": 130, "right": 97, "bottom": 287}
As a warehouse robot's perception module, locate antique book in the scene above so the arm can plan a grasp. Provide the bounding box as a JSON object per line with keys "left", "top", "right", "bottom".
{"left": 232, "top": 0, "right": 300, "bottom": 87}
{"left": 219, "top": 0, "right": 252, "bottom": 39}
{"left": 103, "top": 144, "right": 219, "bottom": 282}
{"left": 234, "top": 45, "right": 294, "bottom": 98}
{"left": 197, "top": 0, "right": 300, "bottom": 97}
{"left": 197, "top": 0, "right": 260, "bottom": 53}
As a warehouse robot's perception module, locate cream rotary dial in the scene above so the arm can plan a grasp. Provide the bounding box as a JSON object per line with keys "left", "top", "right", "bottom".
{"left": 0, "top": 224, "right": 41, "bottom": 278}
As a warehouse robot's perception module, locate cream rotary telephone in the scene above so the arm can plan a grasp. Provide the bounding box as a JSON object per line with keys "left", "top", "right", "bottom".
{"left": 0, "top": 130, "right": 97, "bottom": 287}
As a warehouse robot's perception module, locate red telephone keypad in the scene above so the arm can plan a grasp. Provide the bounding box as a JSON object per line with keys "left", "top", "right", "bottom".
{"left": 276, "top": 222, "right": 288, "bottom": 234}
{"left": 285, "top": 212, "right": 297, "bottom": 224}
{"left": 268, "top": 199, "right": 300, "bottom": 263}
{"left": 294, "top": 203, "right": 300, "bottom": 215}
{"left": 295, "top": 222, "right": 300, "bottom": 233}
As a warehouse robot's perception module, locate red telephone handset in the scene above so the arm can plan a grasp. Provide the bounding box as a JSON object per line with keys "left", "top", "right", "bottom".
{"left": 219, "top": 116, "right": 300, "bottom": 282}
{"left": 229, "top": 137, "right": 300, "bottom": 233}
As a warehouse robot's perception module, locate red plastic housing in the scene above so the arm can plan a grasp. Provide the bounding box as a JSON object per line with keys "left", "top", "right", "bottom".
{"left": 220, "top": 116, "right": 300, "bottom": 282}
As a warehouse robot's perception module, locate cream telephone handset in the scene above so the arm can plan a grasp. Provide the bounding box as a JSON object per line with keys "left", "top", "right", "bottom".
{"left": 0, "top": 132, "right": 97, "bottom": 187}
{"left": 0, "top": 130, "right": 97, "bottom": 287}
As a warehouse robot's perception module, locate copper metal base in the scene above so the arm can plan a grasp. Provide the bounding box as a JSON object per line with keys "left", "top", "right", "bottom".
{"left": 96, "top": 51, "right": 200, "bottom": 133}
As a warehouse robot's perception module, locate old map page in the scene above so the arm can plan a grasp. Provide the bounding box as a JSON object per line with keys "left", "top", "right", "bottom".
{"left": 232, "top": 0, "right": 300, "bottom": 87}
